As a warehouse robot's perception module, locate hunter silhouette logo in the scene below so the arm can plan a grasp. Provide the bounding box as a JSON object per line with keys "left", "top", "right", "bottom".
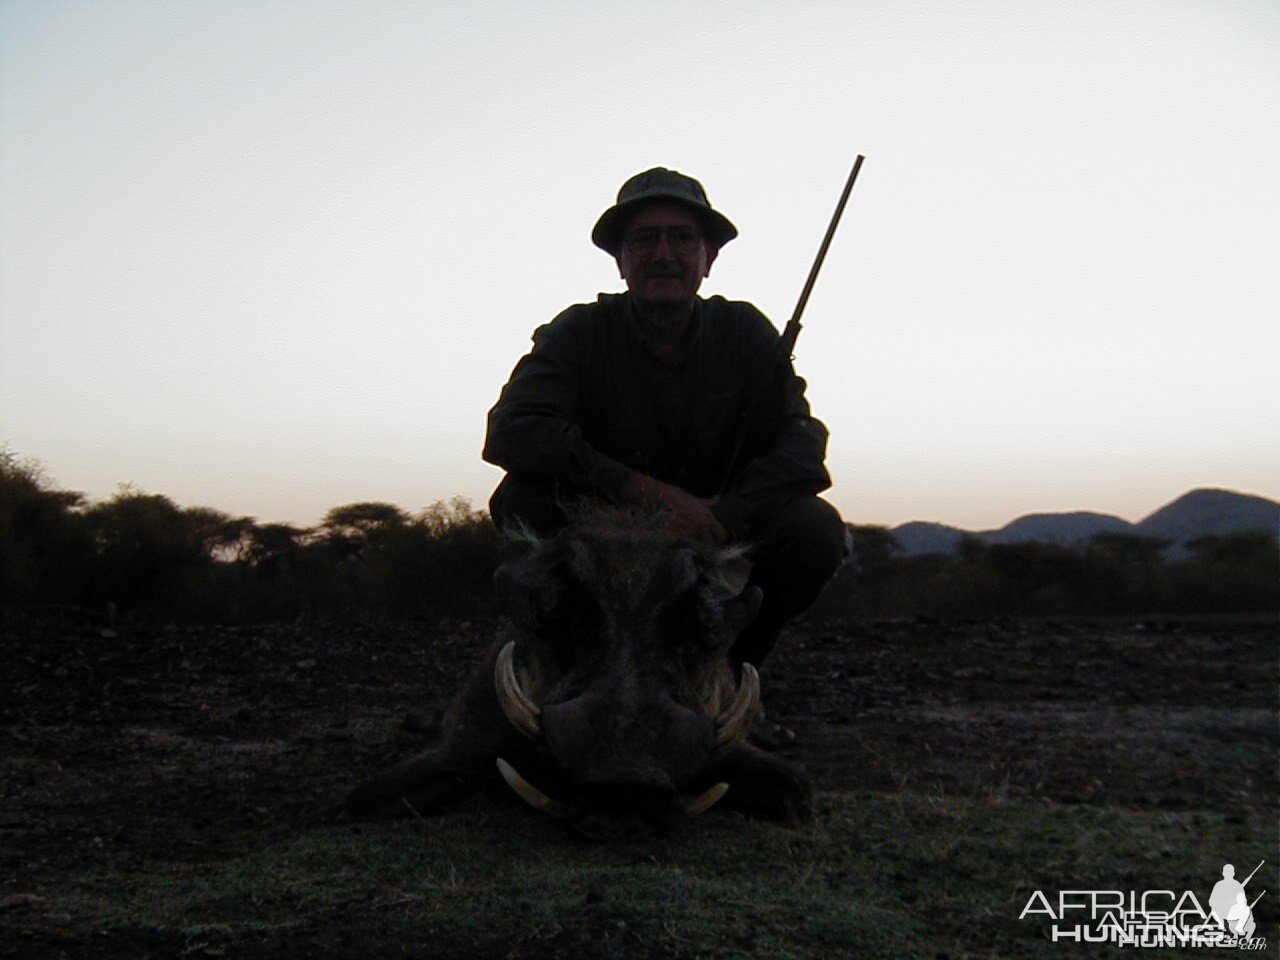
{"left": 1209, "top": 862, "right": 1265, "bottom": 939}
{"left": 1019, "top": 857, "right": 1268, "bottom": 948}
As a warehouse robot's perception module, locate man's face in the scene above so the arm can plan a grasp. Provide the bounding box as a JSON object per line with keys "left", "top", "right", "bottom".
{"left": 616, "top": 202, "right": 718, "bottom": 311}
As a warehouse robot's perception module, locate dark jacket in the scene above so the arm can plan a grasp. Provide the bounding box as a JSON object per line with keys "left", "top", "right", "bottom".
{"left": 483, "top": 293, "right": 831, "bottom": 540}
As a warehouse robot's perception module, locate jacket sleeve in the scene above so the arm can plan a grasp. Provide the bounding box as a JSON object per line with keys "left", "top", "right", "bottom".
{"left": 710, "top": 310, "right": 832, "bottom": 539}
{"left": 482, "top": 309, "right": 634, "bottom": 497}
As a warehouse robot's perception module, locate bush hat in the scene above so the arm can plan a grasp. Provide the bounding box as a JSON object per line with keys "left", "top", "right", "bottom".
{"left": 591, "top": 167, "right": 738, "bottom": 255}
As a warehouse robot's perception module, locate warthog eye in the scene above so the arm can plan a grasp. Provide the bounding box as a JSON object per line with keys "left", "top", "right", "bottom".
{"left": 527, "top": 587, "right": 610, "bottom": 677}
{"left": 656, "top": 590, "right": 715, "bottom": 653}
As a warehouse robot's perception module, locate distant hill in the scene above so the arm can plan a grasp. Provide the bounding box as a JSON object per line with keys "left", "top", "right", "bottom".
{"left": 889, "top": 488, "right": 1278, "bottom": 556}
{"left": 1136, "top": 488, "right": 1280, "bottom": 542}
{"left": 890, "top": 521, "right": 968, "bottom": 556}
{"left": 982, "top": 511, "right": 1135, "bottom": 547}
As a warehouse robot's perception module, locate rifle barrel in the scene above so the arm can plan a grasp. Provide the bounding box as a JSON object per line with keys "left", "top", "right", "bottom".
{"left": 785, "top": 154, "right": 866, "bottom": 340}
{"left": 1242, "top": 860, "right": 1266, "bottom": 886}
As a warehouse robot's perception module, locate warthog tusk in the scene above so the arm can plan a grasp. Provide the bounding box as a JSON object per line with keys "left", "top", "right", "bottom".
{"left": 715, "top": 662, "right": 760, "bottom": 748}
{"left": 680, "top": 782, "right": 730, "bottom": 817}
{"left": 494, "top": 641, "right": 542, "bottom": 739}
{"left": 496, "top": 758, "right": 571, "bottom": 818}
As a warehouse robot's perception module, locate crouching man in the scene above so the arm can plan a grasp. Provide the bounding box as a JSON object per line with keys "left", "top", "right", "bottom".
{"left": 483, "top": 167, "right": 846, "bottom": 669}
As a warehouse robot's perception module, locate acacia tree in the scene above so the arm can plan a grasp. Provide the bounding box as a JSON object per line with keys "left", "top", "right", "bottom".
{"left": 1185, "top": 530, "right": 1278, "bottom": 565}
{"left": 183, "top": 506, "right": 256, "bottom": 563}
{"left": 844, "top": 524, "right": 901, "bottom": 577}
{"left": 1081, "top": 532, "right": 1174, "bottom": 612}
{"left": 320, "top": 502, "right": 409, "bottom": 558}
{"left": 1086, "top": 531, "right": 1171, "bottom": 565}
{"left": 83, "top": 488, "right": 209, "bottom": 610}
{"left": 246, "top": 523, "right": 309, "bottom": 571}
{"left": 1176, "top": 531, "right": 1280, "bottom": 613}
{"left": 0, "top": 449, "right": 93, "bottom": 605}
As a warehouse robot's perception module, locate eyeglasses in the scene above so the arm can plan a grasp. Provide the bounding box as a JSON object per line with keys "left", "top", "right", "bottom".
{"left": 623, "top": 226, "right": 703, "bottom": 256}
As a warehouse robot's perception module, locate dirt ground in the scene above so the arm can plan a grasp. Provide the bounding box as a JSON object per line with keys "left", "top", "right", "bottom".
{"left": 1, "top": 611, "right": 1275, "bottom": 958}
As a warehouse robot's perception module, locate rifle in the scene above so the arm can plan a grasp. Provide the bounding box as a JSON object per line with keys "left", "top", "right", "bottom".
{"left": 1242, "top": 860, "right": 1266, "bottom": 887}
{"left": 718, "top": 154, "right": 866, "bottom": 495}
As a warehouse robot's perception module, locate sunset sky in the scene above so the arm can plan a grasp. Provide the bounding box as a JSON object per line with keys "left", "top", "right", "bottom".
{"left": 2, "top": 0, "right": 1276, "bottom": 532}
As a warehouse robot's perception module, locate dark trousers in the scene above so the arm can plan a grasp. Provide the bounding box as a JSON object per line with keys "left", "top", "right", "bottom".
{"left": 488, "top": 475, "right": 847, "bottom": 668}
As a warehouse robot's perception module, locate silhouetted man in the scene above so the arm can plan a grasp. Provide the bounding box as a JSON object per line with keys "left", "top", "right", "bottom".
{"left": 1227, "top": 892, "right": 1256, "bottom": 938}
{"left": 1210, "top": 864, "right": 1245, "bottom": 929}
{"left": 483, "top": 167, "right": 846, "bottom": 668}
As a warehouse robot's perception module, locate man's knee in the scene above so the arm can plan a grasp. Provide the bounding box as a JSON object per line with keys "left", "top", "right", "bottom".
{"left": 488, "top": 475, "right": 569, "bottom": 535}
{"left": 752, "top": 496, "right": 847, "bottom": 579}
{"left": 729, "top": 497, "right": 845, "bottom": 668}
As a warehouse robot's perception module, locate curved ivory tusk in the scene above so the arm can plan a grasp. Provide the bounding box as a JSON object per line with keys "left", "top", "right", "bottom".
{"left": 494, "top": 641, "right": 542, "bottom": 739}
{"left": 496, "top": 758, "right": 572, "bottom": 818}
{"left": 680, "top": 782, "right": 730, "bottom": 817}
{"left": 714, "top": 662, "right": 761, "bottom": 748}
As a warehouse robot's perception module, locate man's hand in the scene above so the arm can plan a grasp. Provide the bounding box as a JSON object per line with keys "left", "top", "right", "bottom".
{"left": 622, "top": 474, "right": 727, "bottom": 543}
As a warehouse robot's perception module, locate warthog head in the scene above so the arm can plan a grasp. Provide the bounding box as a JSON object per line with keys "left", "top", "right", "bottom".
{"left": 347, "top": 507, "right": 811, "bottom": 839}
{"left": 491, "top": 508, "right": 767, "bottom": 837}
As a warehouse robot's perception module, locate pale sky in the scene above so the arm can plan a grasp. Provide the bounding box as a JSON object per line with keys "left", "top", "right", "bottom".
{"left": 2, "top": 0, "right": 1277, "bottom": 532}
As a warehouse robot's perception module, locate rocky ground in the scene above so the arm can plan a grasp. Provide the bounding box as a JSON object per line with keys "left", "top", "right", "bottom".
{"left": 1, "top": 612, "right": 1275, "bottom": 958}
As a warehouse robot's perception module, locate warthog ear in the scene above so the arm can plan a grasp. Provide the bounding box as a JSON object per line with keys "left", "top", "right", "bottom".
{"left": 669, "top": 545, "right": 752, "bottom": 599}
{"left": 672, "top": 545, "right": 760, "bottom": 635}
{"left": 703, "top": 545, "right": 752, "bottom": 604}
{"left": 706, "top": 547, "right": 760, "bottom": 635}
{"left": 494, "top": 533, "right": 564, "bottom": 605}
{"left": 494, "top": 533, "right": 594, "bottom": 623}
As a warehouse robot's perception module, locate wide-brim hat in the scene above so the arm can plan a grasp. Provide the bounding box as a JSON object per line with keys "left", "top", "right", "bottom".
{"left": 591, "top": 167, "right": 738, "bottom": 256}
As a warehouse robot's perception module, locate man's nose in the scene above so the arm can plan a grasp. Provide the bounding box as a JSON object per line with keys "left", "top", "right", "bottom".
{"left": 650, "top": 232, "right": 676, "bottom": 258}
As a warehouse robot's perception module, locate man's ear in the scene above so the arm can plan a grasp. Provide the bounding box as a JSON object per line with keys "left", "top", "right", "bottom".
{"left": 703, "top": 245, "right": 719, "bottom": 277}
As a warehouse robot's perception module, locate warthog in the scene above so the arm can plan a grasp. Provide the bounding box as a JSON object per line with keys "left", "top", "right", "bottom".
{"left": 346, "top": 507, "right": 811, "bottom": 839}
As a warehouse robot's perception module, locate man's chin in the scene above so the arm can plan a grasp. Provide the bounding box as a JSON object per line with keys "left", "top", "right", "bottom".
{"left": 634, "top": 293, "right": 695, "bottom": 315}
{"left": 637, "top": 281, "right": 695, "bottom": 305}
